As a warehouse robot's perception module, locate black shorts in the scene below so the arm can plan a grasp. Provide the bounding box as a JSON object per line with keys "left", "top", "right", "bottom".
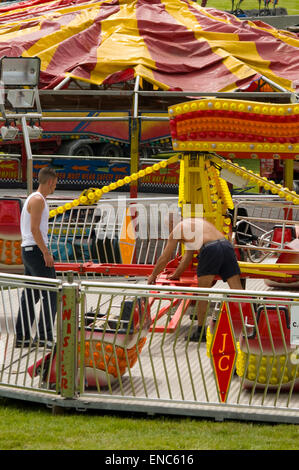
{"left": 197, "top": 238, "right": 241, "bottom": 282}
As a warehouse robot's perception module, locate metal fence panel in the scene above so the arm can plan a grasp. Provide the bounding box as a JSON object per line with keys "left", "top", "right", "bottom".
{"left": 0, "top": 273, "right": 61, "bottom": 394}
{"left": 48, "top": 196, "right": 298, "bottom": 275}
{"left": 74, "top": 281, "right": 299, "bottom": 422}
{"left": 232, "top": 197, "right": 299, "bottom": 264}
{"left": 48, "top": 197, "right": 180, "bottom": 274}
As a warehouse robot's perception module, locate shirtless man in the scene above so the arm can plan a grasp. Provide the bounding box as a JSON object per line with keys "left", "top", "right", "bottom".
{"left": 148, "top": 217, "right": 243, "bottom": 341}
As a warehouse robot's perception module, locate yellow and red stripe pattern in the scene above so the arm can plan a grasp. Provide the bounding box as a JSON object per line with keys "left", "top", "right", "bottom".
{"left": 0, "top": 0, "right": 298, "bottom": 92}
{"left": 168, "top": 98, "right": 299, "bottom": 159}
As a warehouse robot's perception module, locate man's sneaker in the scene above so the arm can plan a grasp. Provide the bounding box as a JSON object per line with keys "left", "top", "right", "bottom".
{"left": 32, "top": 338, "right": 54, "bottom": 349}
{"left": 15, "top": 339, "right": 31, "bottom": 348}
{"left": 185, "top": 327, "right": 206, "bottom": 343}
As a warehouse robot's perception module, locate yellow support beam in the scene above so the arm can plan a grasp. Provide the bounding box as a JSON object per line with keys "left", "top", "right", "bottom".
{"left": 177, "top": 153, "right": 233, "bottom": 238}
{"left": 130, "top": 116, "right": 140, "bottom": 198}
{"left": 239, "top": 261, "right": 299, "bottom": 271}
{"left": 284, "top": 159, "right": 294, "bottom": 191}
{"left": 240, "top": 269, "right": 292, "bottom": 278}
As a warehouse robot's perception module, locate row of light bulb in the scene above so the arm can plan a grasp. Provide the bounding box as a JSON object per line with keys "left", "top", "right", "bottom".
{"left": 79, "top": 337, "right": 146, "bottom": 378}
{"left": 169, "top": 99, "right": 299, "bottom": 117}
{"left": 203, "top": 162, "right": 233, "bottom": 235}
{"left": 0, "top": 239, "right": 22, "bottom": 265}
{"left": 219, "top": 159, "right": 299, "bottom": 204}
{"left": 49, "top": 157, "right": 178, "bottom": 218}
{"left": 169, "top": 99, "right": 299, "bottom": 156}
{"left": 175, "top": 119, "right": 298, "bottom": 139}
{"left": 172, "top": 140, "right": 299, "bottom": 155}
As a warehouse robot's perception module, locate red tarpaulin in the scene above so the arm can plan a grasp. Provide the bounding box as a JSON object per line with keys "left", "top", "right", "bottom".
{"left": 0, "top": 0, "right": 298, "bottom": 92}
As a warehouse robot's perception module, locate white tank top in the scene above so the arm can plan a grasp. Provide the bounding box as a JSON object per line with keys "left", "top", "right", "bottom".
{"left": 21, "top": 192, "right": 49, "bottom": 247}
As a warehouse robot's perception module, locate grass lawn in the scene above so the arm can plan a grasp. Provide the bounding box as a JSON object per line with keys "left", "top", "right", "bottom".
{"left": 1, "top": 397, "right": 299, "bottom": 450}
{"left": 201, "top": 0, "right": 299, "bottom": 15}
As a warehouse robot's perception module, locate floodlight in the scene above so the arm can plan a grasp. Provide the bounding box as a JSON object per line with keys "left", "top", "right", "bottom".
{"left": 1, "top": 125, "right": 19, "bottom": 140}
{"left": 0, "top": 57, "right": 42, "bottom": 196}
{"left": 27, "top": 124, "right": 43, "bottom": 139}
{"left": 7, "top": 89, "right": 35, "bottom": 108}
{"left": 220, "top": 168, "right": 248, "bottom": 188}
{"left": 0, "top": 57, "right": 41, "bottom": 87}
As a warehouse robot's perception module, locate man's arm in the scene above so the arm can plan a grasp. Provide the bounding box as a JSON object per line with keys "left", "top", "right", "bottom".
{"left": 29, "top": 196, "right": 54, "bottom": 267}
{"left": 147, "top": 235, "right": 178, "bottom": 284}
{"left": 167, "top": 249, "right": 194, "bottom": 280}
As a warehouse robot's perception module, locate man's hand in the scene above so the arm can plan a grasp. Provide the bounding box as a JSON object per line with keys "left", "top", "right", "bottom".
{"left": 147, "top": 274, "right": 157, "bottom": 285}
{"left": 167, "top": 272, "right": 180, "bottom": 281}
{"left": 147, "top": 235, "right": 178, "bottom": 285}
{"left": 43, "top": 251, "right": 54, "bottom": 268}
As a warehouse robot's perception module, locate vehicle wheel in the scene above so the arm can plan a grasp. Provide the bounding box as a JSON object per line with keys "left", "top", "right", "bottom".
{"left": 100, "top": 143, "right": 123, "bottom": 158}
{"left": 58, "top": 140, "right": 94, "bottom": 156}
{"left": 140, "top": 146, "right": 153, "bottom": 159}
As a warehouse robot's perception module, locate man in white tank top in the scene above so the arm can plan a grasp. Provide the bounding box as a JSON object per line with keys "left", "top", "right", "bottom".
{"left": 148, "top": 217, "right": 243, "bottom": 342}
{"left": 15, "top": 167, "right": 57, "bottom": 349}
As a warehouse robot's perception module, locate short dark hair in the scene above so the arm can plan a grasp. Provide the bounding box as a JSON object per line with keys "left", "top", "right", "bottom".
{"left": 38, "top": 167, "right": 57, "bottom": 184}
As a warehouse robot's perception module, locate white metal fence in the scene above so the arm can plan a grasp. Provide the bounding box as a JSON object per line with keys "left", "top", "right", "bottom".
{"left": 0, "top": 273, "right": 61, "bottom": 393}
{"left": 1, "top": 271, "right": 299, "bottom": 423}
{"left": 232, "top": 196, "right": 299, "bottom": 264}
{"left": 47, "top": 195, "right": 299, "bottom": 276}
{"left": 48, "top": 196, "right": 180, "bottom": 273}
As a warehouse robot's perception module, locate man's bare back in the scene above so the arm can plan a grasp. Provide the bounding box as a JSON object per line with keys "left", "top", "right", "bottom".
{"left": 172, "top": 218, "right": 225, "bottom": 251}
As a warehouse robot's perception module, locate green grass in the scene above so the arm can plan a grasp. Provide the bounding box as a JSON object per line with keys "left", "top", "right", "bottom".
{"left": 201, "top": 0, "right": 299, "bottom": 15}
{"left": 1, "top": 397, "right": 299, "bottom": 450}
{"left": 1, "top": 0, "right": 298, "bottom": 452}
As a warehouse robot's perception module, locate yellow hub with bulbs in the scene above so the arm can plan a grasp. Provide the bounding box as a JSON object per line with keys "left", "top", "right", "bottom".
{"left": 235, "top": 344, "right": 299, "bottom": 387}
{"left": 168, "top": 98, "right": 299, "bottom": 159}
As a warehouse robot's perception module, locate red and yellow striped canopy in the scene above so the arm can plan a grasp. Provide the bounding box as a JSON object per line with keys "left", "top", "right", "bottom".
{"left": 0, "top": 0, "right": 298, "bottom": 92}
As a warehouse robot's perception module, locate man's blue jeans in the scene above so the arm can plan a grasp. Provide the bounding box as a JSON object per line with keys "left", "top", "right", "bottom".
{"left": 16, "top": 245, "right": 57, "bottom": 341}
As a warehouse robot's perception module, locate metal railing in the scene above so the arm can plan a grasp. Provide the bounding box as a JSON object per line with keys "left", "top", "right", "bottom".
{"left": 78, "top": 282, "right": 299, "bottom": 415}
{"left": 48, "top": 196, "right": 180, "bottom": 274}
{"left": 1, "top": 270, "right": 299, "bottom": 422}
{"left": 232, "top": 196, "right": 299, "bottom": 263}
{"left": 0, "top": 273, "right": 61, "bottom": 393}
{"left": 8, "top": 193, "right": 298, "bottom": 279}
{"left": 46, "top": 195, "right": 299, "bottom": 276}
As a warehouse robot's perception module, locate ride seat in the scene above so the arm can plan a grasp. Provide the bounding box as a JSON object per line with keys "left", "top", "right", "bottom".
{"left": 233, "top": 207, "right": 258, "bottom": 245}
{"left": 270, "top": 225, "right": 296, "bottom": 247}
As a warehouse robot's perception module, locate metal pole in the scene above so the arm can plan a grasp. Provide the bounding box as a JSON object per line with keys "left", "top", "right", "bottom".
{"left": 260, "top": 74, "right": 298, "bottom": 100}
{"left": 54, "top": 76, "right": 71, "bottom": 90}
{"left": 21, "top": 116, "right": 33, "bottom": 196}
{"left": 130, "top": 76, "right": 140, "bottom": 199}
{"left": 284, "top": 159, "right": 294, "bottom": 191}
